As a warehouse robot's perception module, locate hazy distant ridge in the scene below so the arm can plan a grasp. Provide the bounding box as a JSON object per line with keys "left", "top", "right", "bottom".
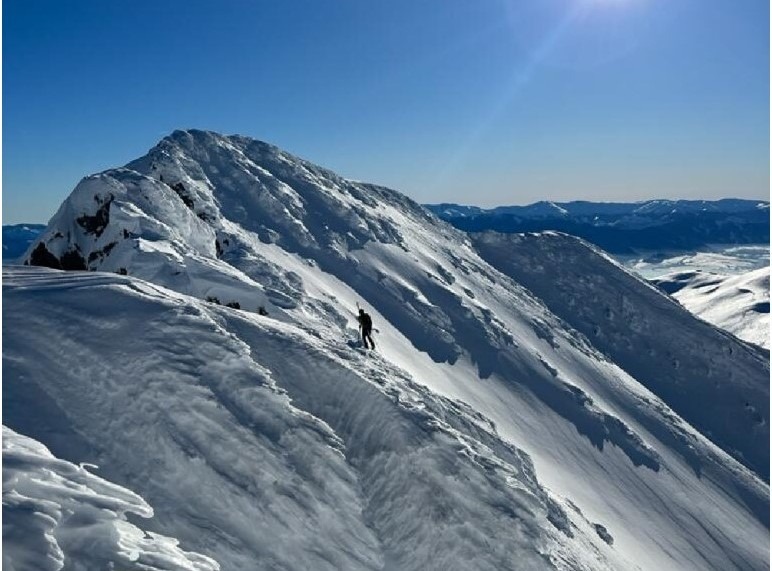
{"left": 2, "top": 224, "right": 46, "bottom": 262}
{"left": 426, "top": 199, "right": 769, "bottom": 253}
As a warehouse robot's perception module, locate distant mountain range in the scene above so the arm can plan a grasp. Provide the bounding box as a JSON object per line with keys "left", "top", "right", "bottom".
{"left": 2, "top": 223, "right": 45, "bottom": 261}
{"left": 425, "top": 199, "right": 770, "bottom": 254}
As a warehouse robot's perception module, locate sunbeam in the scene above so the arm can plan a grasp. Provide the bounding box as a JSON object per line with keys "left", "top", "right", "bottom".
{"left": 429, "top": 2, "right": 587, "bottom": 193}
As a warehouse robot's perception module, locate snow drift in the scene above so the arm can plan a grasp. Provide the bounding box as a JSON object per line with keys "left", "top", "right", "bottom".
{"left": 7, "top": 129, "right": 770, "bottom": 570}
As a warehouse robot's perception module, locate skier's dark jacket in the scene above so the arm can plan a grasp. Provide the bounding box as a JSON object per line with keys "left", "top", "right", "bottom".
{"left": 358, "top": 311, "right": 373, "bottom": 331}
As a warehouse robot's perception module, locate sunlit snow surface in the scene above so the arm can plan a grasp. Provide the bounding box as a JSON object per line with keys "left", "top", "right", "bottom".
{"left": 8, "top": 130, "right": 770, "bottom": 570}
{"left": 619, "top": 245, "right": 769, "bottom": 279}
{"left": 619, "top": 246, "right": 770, "bottom": 348}
{"left": 650, "top": 268, "right": 770, "bottom": 349}
{"left": 3, "top": 267, "right": 626, "bottom": 571}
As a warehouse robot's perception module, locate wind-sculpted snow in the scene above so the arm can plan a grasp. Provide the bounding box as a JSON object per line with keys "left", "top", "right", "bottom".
{"left": 2, "top": 426, "right": 219, "bottom": 571}
{"left": 472, "top": 231, "right": 770, "bottom": 481}
{"left": 16, "top": 130, "right": 771, "bottom": 570}
{"left": 4, "top": 267, "right": 622, "bottom": 571}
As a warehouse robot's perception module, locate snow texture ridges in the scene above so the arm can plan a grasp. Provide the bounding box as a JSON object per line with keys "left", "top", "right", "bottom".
{"left": 2, "top": 426, "right": 219, "bottom": 571}
{"left": 12, "top": 129, "right": 770, "bottom": 570}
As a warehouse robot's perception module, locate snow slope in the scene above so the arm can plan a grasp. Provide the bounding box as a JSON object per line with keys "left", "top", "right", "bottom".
{"left": 4, "top": 267, "right": 627, "bottom": 571}
{"left": 2, "top": 426, "right": 219, "bottom": 571}
{"left": 11, "top": 129, "right": 770, "bottom": 570}
{"left": 650, "top": 268, "right": 770, "bottom": 349}
{"left": 471, "top": 231, "right": 769, "bottom": 478}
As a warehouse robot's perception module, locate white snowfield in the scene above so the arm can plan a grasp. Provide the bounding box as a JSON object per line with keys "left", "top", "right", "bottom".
{"left": 650, "top": 268, "right": 770, "bottom": 349}
{"left": 5, "top": 129, "right": 769, "bottom": 570}
{"left": 2, "top": 426, "right": 219, "bottom": 571}
{"left": 621, "top": 245, "right": 769, "bottom": 280}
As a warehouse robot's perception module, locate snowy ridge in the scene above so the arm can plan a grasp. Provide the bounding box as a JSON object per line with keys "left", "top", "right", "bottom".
{"left": 12, "top": 129, "right": 771, "bottom": 570}
{"left": 4, "top": 267, "right": 625, "bottom": 571}
{"left": 471, "top": 230, "right": 770, "bottom": 479}
{"left": 651, "top": 267, "right": 770, "bottom": 349}
{"left": 2, "top": 426, "right": 219, "bottom": 571}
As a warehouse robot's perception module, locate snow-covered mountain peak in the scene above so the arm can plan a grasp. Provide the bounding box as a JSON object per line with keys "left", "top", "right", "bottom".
{"left": 25, "top": 129, "right": 451, "bottom": 314}
{"left": 131, "top": 128, "right": 424, "bottom": 249}
{"left": 13, "top": 130, "right": 771, "bottom": 570}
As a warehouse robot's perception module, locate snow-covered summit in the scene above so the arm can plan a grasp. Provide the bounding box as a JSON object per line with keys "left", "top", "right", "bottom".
{"left": 12, "top": 129, "right": 771, "bottom": 570}
{"left": 25, "top": 129, "right": 440, "bottom": 319}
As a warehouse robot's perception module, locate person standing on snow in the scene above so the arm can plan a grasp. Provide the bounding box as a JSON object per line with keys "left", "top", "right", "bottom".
{"left": 358, "top": 308, "right": 376, "bottom": 350}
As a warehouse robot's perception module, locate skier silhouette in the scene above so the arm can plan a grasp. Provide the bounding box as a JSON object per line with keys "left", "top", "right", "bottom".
{"left": 357, "top": 308, "right": 376, "bottom": 350}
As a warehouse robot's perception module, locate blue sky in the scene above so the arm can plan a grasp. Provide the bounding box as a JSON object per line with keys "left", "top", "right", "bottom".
{"left": 3, "top": 0, "right": 769, "bottom": 223}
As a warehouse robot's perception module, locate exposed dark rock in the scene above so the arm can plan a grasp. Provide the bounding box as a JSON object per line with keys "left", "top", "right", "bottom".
{"left": 225, "top": 301, "right": 241, "bottom": 309}
{"left": 28, "top": 243, "right": 61, "bottom": 269}
{"left": 752, "top": 302, "right": 770, "bottom": 314}
{"left": 206, "top": 296, "right": 221, "bottom": 305}
{"left": 76, "top": 195, "right": 113, "bottom": 237}
{"left": 545, "top": 497, "right": 573, "bottom": 538}
{"left": 87, "top": 241, "right": 117, "bottom": 264}
{"left": 593, "top": 523, "right": 614, "bottom": 546}
{"left": 170, "top": 181, "right": 194, "bottom": 210}
{"left": 60, "top": 248, "right": 87, "bottom": 271}
{"left": 26, "top": 240, "right": 86, "bottom": 271}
